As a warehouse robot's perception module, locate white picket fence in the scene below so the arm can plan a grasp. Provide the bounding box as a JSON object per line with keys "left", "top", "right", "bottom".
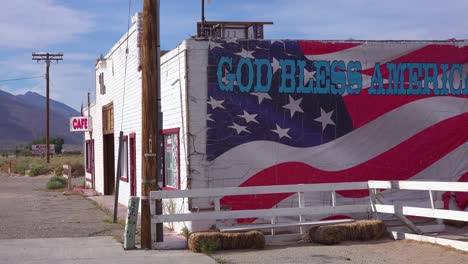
{"left": 368, "top": 180, "right": 468, "bottom": 251}
{"left": 150, "top": 180, "right": 468, "bottom": 250}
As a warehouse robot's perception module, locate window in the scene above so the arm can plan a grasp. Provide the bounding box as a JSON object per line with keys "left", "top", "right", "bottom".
{"left": 85, "top": 139, "right": 94, "bottom": 173}
{"left": 102, "top": 103, "right": 114, "bottom": 134}
{"left": 99, "top": 72, "right": 106, "bottom": 95}
{"left": 119, "top": 135, "right": 129, "bottom": 182}
{"left": 162, "top": 128, "right": 180, "bottom": 189}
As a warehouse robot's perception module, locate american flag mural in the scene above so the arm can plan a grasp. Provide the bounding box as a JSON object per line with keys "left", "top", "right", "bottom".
{"left": 205, "top": 39, "right": 468, "bottom": 218}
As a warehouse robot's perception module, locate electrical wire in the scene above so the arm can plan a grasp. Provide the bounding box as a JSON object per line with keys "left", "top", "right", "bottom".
{"left": 120, "top": 0, "right": 132, "bottom": 131}
{"left": 0, "top": 75, "right": 44, "bottom": 83}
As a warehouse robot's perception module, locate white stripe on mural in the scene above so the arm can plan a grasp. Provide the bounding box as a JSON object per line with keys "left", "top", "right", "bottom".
{"left": 207, "top": 97, "right": 467, "bottom": 185}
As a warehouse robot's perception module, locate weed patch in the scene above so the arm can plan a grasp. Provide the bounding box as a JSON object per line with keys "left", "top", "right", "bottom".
{"left": 46, "top": 176, "right": 67, "bottom": 190}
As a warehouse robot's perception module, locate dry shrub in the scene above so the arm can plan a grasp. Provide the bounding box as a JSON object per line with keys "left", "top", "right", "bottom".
{"left": 307, "top": 220, "right": 386, "bottom": 245}
{"left": 188, "top": 231, "right": 265, "bottom": 253}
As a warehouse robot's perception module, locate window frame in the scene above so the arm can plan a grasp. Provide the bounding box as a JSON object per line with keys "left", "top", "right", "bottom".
{"left": 129, "top": 133, "right": 137, "bottom": 196}
{"left": 161, "top": 128, "right": 180, "bottom": 190}
{"left": 119, "top": 135, "right": 129, "bottom": 182}
{"left": 85, "top": 139, "right": 94, "bottom": 174}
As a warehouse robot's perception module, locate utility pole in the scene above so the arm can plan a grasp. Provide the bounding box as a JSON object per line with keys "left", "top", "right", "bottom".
{"left": 32, "top": 53, "right": 63, "bottom": 163}
{"left": 141, "top": 0, "right": 163, "bottom": 249}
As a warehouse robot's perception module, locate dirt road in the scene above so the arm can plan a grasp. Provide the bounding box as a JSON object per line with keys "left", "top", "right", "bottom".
{"left": 0, "top": 174, "right": 123, "bottom": 240}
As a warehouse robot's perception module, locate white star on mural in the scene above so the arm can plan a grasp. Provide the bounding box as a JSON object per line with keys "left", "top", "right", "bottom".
{"left": 304, "top": 67, "right": 316, "bottom": 86}
{"left": 229, "top": 122, "right": 250, "bottom": 135}
{"left": 238, "top": 110, "right": 259, "bottom": 124}
{"left": 207, "top": 114, "right": 214, "bottom": 122}
{"left": 271, "top": 57, "right": 281, "bottom": 74}
{"left": 235, "top": 48, "right": 255, "bottom": 59}
{"left": 283, "top": 95, "right": 304, "bottom": 118}
{"left": 251, "top": 92, "right": 272, "bottom": 104}
{"left": 209, "top": 41, "right": 223, "bottom": 50}
{"left": 207, "top": 96, "right": 225, "bottom": 110}
{"left": 271, "top": 124, "right": 291, "bottom": 139}
{"left": 314, "top": 108, "right": 335, "bottom": 131}
{"left": 270, "top": 40, "right": 284, "bottom": 45}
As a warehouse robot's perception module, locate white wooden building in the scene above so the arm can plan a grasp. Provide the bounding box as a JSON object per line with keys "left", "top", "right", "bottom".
{"left": 84, "top": 14, "right": 468, "bottom": 233}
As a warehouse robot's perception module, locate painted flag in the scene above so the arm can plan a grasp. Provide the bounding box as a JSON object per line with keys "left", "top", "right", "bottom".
{"left": 206, "top": 39, "right": 468, "bottom": 217}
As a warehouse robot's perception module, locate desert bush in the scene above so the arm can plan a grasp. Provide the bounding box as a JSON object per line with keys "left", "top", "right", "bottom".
{"left": 47, "top": 176, "right": 67, "bottom": 190}
{"left": 12, "top": 157, "right": 32, "bottom": 174}
{"left": 181, "top": 226, "right": 190, "bottom": 239}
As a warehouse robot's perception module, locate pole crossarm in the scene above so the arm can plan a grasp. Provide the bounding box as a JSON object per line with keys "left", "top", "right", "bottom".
{"left": 32, "top": 53, "right": 64, "bottom": 62}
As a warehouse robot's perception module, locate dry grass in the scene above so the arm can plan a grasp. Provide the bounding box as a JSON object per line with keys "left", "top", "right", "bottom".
{"left": 5, "top": 155, "right": 84, "bottom": 177}
{"left": 306, "top": 220, "right": 386, "bottom": 245}
{"left": 188, "top": 231, "right": 265, "bottom": 253}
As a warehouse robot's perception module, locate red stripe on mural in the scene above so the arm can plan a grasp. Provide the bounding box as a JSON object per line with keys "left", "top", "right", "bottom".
{"left": 220, "top": 113, "right": 468, "bottom": 220}
{"left": 298, "top": 41, "right": 362, "bottom": 55}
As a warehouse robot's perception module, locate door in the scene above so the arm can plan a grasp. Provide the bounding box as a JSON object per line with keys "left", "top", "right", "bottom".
{"left": 103, "top": 134, "right": 115, "bottom": 195}
{"left": 102, "top": 103, "right": 115, "bottom": 195}
{"left": 129, "top": 133, "right": 136, "bottom": 196}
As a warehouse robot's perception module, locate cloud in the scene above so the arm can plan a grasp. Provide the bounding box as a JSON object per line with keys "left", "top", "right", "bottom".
{"left": 65, "top": 53, "right": 98, "bottom": 62}
{"left": 0, "top": 0, "right": 95, "bottom": 49}
{"left": 0, "top": 56, "right": 93, "bottom": 111}
{"left": 224, "top": 0, "right": 468, "bottom": 40}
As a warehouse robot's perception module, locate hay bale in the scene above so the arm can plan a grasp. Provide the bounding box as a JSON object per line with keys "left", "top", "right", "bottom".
{"left": 307, "top": 220, "right": 386, "bottom": 245}
{"left": 221, "top": 231, "right": 265, "bottom": 250}
{"left": 188, "top": 231, "right": 265, "bottom": 253}
{"left": 188, "top": 232, "right": 222, "bottom": 253}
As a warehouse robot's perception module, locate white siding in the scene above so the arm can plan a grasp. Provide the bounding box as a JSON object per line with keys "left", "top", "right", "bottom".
{"left": 85, "top": 16, "right": 143, "bottom": 205}
{"left": 84, "top": 20, "right": 200, "bottom": 232}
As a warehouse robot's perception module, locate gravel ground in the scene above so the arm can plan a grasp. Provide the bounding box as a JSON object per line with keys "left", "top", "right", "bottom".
{"left": 0, "top": 174, "right": 124, "bottom": 240}
{"left": 2, "top": 173, "right": 467, "bottom": 263}
{"left": 211, "top": 239, "right": 468, "bottom": 264}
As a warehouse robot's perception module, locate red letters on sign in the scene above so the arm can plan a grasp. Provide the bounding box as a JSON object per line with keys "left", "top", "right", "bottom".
{"left": 73, "top": 118, "right": 88, "bottom": 130}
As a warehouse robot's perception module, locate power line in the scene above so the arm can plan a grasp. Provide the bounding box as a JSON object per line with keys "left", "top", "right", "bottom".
{"left": 0, "top": 75, "right": 44, "bottom": 83}
{"left": 32, "top": 52, "right": 64, "bottom": 164}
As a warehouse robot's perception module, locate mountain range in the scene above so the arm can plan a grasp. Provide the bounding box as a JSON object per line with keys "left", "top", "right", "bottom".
{"left": 0, "top": 90, "right": 82, "bottom": 145}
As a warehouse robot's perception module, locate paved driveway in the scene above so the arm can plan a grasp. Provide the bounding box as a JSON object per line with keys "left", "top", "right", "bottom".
{"left": 0, "top": 236, "right": 214, "bottom": 264}
{"left": 0, "top": 175, "right": 122, "bottom": 239}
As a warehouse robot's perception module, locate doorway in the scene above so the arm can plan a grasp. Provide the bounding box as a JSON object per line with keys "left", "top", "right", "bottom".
{"left": 103, "top": 134, "right": 115, "bottom": 195}
{"left": 102, "top": 102, "right": 115, "bottom": 195}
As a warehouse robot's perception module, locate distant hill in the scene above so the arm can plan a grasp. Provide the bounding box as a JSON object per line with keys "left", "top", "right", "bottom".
{"left": 0, "top": 90, "right": 82, "bottom": 146}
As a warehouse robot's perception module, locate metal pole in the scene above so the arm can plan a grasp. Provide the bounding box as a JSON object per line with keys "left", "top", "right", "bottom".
{"left": 46, "top": 59, "right": 50, "bottom": 163}
{"left": 114, "top": 131, "right": 124, "bottom": 223}
{"left": 201, "top": 0, "right": 205, "bottom": 36}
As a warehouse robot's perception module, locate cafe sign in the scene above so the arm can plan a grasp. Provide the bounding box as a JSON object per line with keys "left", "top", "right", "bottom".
{"left": 70, "top": 116, "right": 92, "bottom": 132}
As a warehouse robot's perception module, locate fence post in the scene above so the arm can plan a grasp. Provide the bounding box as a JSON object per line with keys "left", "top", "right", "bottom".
{"left": 298, "top": 192, "right": 305, "bottom": 234}
{"left": 150, "top": 197, "right": 156, "bottom": 248}
{"left": 63, "top": 164, "right": 72, "bottom": 190}
{"left": 214, "top": 197, "right": 221, "bottom": 228}
{"left": 331, "top": 190, "right": 336, "bottom": 208}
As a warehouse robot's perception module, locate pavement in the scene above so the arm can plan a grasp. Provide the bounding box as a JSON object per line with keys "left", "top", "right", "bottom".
{"left": 0, "top": 174, "right": 214, "bottom": 263}
{"left": 0, "top": 236, "right": 214, "bottom": 264}
{"left": 0, "top": 175, "right": 123, "bottom": 240}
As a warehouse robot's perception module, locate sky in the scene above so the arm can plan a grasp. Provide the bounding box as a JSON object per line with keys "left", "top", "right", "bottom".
{"left": 0, "top": 0, "right": 467, "bottom": 111}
